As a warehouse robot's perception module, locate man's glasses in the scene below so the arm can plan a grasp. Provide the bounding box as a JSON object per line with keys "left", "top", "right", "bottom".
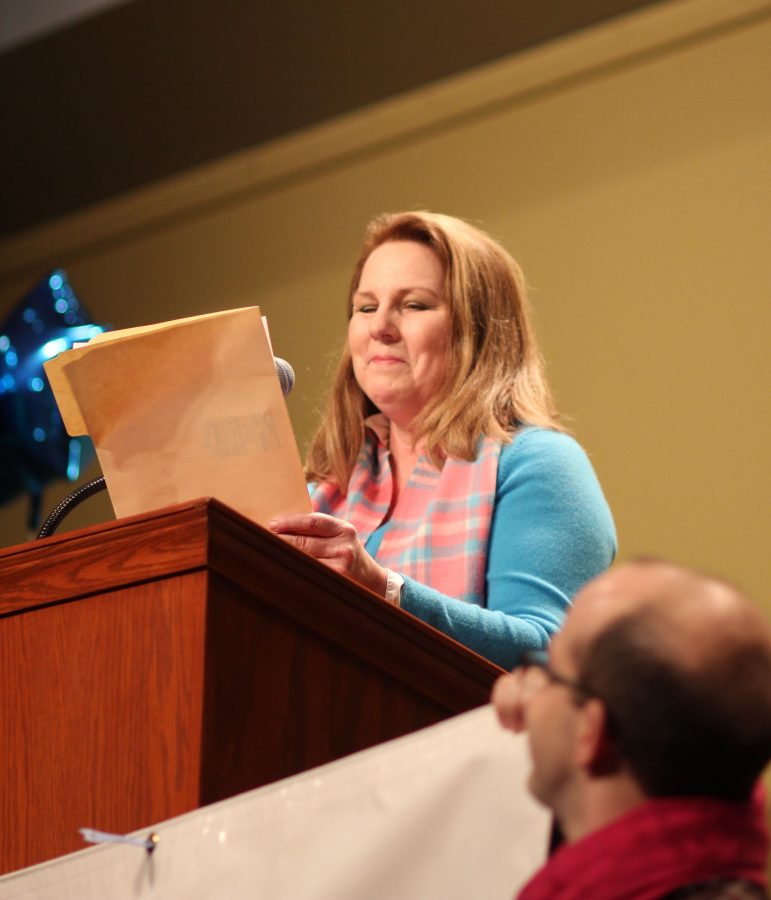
{"left": 519, "top": 649, "right": 594, "bottom": 700}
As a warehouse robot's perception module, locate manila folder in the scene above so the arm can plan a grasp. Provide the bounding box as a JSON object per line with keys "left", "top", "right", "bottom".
{"left": 44, "top": 306, "right": 311, "bottom": 526}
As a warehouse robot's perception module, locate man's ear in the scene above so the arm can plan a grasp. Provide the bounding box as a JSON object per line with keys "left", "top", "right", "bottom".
{"left": 575, "top": 698, "right": 619, "bottom": 774}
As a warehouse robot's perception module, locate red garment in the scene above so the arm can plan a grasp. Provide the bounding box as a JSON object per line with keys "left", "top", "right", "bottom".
{"left": 518, "top": 793, "right": 769, "bottom": 900}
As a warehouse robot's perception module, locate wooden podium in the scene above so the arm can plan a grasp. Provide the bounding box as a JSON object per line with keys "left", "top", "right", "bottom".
{"left": 0, "top": 498, "right": 502, "bottom": 875}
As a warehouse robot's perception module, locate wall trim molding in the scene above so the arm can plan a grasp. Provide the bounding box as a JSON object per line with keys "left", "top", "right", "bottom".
{"left": 1, "top": 0, "right": 768, "bottom": 285}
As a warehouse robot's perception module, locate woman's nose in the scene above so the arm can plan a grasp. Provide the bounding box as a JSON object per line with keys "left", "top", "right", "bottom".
{"left": 369, "top": 307, "right": 399, "bottom": 342}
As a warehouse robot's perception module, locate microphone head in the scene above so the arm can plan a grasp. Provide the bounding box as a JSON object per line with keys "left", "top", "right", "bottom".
{"left": 274, "top": 357, "right": 295, "bottom": 396}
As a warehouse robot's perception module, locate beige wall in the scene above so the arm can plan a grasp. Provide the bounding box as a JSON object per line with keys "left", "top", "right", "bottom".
{"left": 0, "top": 0, "right": 768, "bottom": 614}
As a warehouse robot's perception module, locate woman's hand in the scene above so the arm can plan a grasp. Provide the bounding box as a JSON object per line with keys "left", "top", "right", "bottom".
{"left": 268, "top": 513, "right": 389, "bottom": 599}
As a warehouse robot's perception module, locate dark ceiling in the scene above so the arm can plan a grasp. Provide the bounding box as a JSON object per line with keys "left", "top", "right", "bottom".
{"left": 0, "top": 0, "right": 662, "bottom": 239}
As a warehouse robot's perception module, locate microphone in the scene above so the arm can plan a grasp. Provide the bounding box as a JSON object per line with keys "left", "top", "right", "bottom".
{"left": 274, "top": 357, "right": 295, "bottom": 396}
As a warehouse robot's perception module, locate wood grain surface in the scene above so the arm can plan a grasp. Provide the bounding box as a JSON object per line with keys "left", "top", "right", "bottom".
{"left": 0, "top": 499, "right": 502, "bottom": 874}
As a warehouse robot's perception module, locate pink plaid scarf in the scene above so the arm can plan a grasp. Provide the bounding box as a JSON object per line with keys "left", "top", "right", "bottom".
{"left": 311, "top": 415, "right": 501, "bottom": 604}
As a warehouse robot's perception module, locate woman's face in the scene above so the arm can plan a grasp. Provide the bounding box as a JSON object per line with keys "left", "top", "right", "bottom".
{"left": 348, "top": 240, "right": 452, "bottom": 431}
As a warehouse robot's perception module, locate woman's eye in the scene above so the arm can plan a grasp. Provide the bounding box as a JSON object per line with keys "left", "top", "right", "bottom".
{"left": 404, "top": 300, "right": 429, "bottom": 310}
{"left": 355, "top": 304, "right": 377, "bottom": 313}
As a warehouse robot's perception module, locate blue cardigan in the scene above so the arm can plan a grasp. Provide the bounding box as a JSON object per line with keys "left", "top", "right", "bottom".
{"left": 366, "top": 427, "right": 616, "bottom": 669}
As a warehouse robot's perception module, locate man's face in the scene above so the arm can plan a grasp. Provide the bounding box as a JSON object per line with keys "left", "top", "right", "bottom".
{"left": 521, "top": 570, "right": 635, "bottom": 813}
{"left": 523, "top": 627, "right": 586, "bottom": 811}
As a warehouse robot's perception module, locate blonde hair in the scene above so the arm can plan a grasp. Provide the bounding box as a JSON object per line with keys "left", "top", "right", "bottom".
{"left": 305, "top": 211, "right": 564, "bottom": 489}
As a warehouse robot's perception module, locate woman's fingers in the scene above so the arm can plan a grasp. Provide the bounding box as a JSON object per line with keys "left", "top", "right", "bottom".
{"left": 268, "top": 514, "right": 388, "bottom": 597}
{"left": 268, "top": 513, "right": 345, "bottom": 537}
{"left": 268, "top": 514, "right": 357, "bottom": 561}
{"left": 281, "top": 533, "right": 347, "bottom": 562}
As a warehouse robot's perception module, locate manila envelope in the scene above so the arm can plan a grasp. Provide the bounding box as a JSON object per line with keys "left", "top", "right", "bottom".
{"left": 44, "top": 306, "right": 311, "bottom": 526}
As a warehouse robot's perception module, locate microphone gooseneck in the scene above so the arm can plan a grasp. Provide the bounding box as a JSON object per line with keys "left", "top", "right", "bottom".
{"left": 37, "top": 476, "right": 107, "bottom": 539}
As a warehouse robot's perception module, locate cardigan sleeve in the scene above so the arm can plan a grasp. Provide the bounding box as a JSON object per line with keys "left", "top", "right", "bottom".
{"left": 398, "top": 427, "right": 617, "bottom": 670}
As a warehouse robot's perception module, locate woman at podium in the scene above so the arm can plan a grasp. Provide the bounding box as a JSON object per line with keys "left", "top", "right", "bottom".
{"left": 269, "top": 211, "right": 616, "bottom": 669}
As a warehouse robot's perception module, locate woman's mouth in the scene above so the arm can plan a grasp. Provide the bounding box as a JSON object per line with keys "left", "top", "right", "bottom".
{"left": 370, "top": 355, "right": 405, "bottom": 365}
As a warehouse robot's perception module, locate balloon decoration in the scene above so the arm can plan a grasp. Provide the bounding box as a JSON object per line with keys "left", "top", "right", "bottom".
{"left": 0, "top": 270, "right": 108, "bottom": 532}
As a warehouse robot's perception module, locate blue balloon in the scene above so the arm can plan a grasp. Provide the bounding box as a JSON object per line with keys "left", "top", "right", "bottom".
{"left": 0, "top": 270, "right": 109, "bottom": 526}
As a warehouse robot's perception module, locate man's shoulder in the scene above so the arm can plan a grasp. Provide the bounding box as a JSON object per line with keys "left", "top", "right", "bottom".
{"left": 663, "top": 878, "right": 769, "bottom": 899}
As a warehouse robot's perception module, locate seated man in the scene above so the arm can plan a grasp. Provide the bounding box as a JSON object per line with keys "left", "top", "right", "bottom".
{"left": 492, "top": 559, "right": 771, "bottom": 899}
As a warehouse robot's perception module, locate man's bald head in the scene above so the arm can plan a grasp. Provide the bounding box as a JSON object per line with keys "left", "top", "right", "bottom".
{"left": 566, "top": 559, "right": 769, "bottom": 666}
{"left": 563, "top": 559, "right": 771, "bottom": 800}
